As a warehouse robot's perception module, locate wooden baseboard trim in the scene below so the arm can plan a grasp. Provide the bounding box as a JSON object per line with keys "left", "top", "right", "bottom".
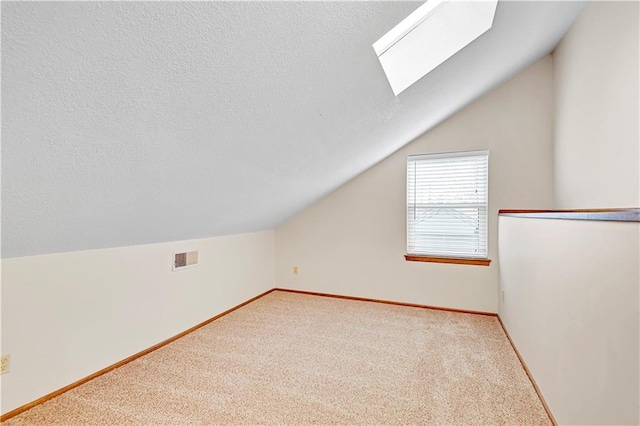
{"left": 4, "top": 288, "right": 548, "bottom": 426}
{"left": 0, "top": 288, "right": 276, "bottom": 422}
{"left": 497, "top": 316, "right": 557, "bottom": 426}
{"left": 274, "top": 288, "right": 497, "bottom": 317}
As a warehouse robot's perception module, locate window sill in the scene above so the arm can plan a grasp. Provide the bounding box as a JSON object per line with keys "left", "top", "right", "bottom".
{"left": 404, "top": 255, "right": 491, "bottom": 266}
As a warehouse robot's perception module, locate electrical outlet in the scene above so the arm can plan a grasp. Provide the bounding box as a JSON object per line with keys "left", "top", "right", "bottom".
{"left": 1, "top": 355, "right": 9, "bottom": 375}
{"left": 292, "top": 266, "right": 298, "bottom": 275}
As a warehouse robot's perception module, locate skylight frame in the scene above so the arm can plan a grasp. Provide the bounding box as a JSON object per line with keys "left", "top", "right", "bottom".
{"left": 373, "top": 0, "right": 448, "bottom": 57}
{"left": 373, "top": 0, "right": 499, "bottom": 96}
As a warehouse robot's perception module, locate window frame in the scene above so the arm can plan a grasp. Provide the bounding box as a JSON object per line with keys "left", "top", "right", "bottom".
{"left": 405, "top": 150, "right": 491, "bottom": 266}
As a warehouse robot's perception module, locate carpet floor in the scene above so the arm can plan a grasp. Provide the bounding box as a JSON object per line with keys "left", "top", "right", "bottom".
{"left": 3, "top": 290, "right": 551, "bottom": 425}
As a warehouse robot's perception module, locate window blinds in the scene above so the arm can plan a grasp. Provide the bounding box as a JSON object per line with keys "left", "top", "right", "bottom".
{"left": 407, "top": 150, "right": 489, "bottom": 258}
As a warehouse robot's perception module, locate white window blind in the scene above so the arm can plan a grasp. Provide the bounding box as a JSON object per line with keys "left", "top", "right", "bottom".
{"left": 407, "top": 150, "right": 489, "bottom": 258}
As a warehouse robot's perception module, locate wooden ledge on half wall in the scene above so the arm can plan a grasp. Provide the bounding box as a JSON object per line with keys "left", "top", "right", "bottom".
{"left": 404, "top": 254, "right": 492, "bottom": 266}
{"left": 498, "top": 208, "right": 640, "bottom": 222}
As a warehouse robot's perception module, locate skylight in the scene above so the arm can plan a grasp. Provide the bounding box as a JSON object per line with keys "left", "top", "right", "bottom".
{"left": 374, "top": 0, "right": 498, "bottom": 95}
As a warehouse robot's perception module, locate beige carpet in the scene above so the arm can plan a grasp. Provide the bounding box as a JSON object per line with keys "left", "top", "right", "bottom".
{"left": 4, "top": 290, "right": 551, "bottom": 425}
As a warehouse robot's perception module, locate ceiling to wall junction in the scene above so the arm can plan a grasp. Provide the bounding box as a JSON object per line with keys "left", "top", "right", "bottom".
{"left": 1, "top": 1, "right": 585, "bottom": 258}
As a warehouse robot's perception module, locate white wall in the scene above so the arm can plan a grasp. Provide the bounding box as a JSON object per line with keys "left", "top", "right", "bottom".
{"left": 0, "top": 230, "right": 275, "bottom": 415}
{"left": 498, "top": 217, "right": 639, "bottom": 424}
{"left": 553, "top": 1, "right": 640, "bottom": 208}
{"left": 275, "top": 56, "right": 555, "bottom": 313}
{"left": 496, "top": 4, "right": 640, "bottom": 423}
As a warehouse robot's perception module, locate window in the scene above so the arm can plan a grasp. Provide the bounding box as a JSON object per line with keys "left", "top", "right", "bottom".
{"left": 407, "top": 150, "right": 489, "bottom": 261}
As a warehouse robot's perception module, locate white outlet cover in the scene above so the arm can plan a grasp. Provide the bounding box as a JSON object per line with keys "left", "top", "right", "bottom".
{"left": 1, "top": 355, "right": 10, "bottom": 375}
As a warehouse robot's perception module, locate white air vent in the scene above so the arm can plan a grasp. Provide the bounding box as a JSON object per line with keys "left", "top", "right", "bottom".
{"left": 173, "top": 251, "right": 198, "bottom": 271}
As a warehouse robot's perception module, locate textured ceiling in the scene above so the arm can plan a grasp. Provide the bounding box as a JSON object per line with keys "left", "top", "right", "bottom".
{"left": 1, "top": 1, "right": 585, "bottom": 258}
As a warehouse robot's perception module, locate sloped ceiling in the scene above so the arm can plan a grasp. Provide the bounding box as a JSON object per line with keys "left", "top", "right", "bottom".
{"left": 1, "top": 1, "right": 584, "bottom": 258}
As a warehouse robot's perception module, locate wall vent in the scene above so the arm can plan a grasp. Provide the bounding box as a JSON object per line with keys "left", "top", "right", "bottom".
{"left": 173, "top": 251, "right": 198, "bottom": 271}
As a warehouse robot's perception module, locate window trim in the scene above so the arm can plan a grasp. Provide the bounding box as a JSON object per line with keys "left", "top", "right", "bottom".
{"left": 406, "top": 149, "right": 490, "bottom": 261}
{"left": 404, "top": 254, "right": 491, "bottom": 266}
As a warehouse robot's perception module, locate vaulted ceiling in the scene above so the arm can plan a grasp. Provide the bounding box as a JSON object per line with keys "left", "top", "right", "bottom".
{"left": 1, "top": 1, "right": 585, "bottom": 258}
